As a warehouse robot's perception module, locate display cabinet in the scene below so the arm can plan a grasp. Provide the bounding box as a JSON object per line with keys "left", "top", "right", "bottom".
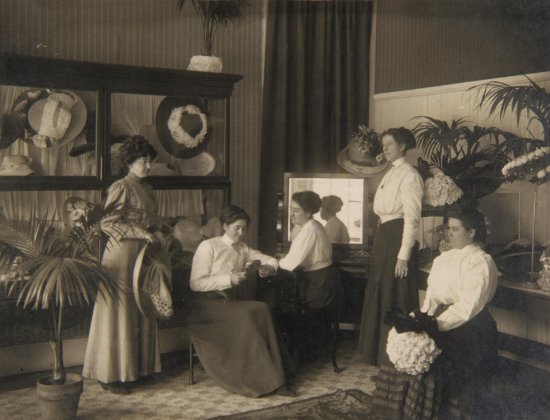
{"left": 0, "top": 54, "right": 242, "bottom": 344}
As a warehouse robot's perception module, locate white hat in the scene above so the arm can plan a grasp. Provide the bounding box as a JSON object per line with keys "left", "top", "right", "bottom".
{"left": 0, "top": 154, "right": 33, "bottom": 176}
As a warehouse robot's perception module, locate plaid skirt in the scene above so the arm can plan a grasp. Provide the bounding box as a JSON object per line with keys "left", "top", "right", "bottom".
{"left": 372, "top": 363, "right": 461, "bottom": 420}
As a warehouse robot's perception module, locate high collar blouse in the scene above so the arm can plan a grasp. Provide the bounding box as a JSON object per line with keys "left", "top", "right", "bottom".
{"left": 279, "top": 219, "right": 332, "bottom": 272}
{"left": 373, "top": 157, "right": 424, "bottom": 261}
{"left": 190, "top": 233, "right": 278, "bottom": 292}
{"left": 421, "top": 244, "right": 498, "bottom": 331}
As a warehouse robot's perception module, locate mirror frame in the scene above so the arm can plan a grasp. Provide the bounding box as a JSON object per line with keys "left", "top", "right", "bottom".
{"left": 283, "top": 172, "right": 369, "bottom": 251}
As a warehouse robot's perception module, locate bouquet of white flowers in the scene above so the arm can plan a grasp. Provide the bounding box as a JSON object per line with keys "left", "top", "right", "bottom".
{"left": 501, "top": 147, "right": 550, "bottom": 184}
{"left": 386, "top": 327, "right": 441, "bottom": 375}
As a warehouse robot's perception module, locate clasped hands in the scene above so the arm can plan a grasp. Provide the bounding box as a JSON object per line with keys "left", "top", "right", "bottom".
{"left": 230, "top": 262, "right": 275, "bottom": 286}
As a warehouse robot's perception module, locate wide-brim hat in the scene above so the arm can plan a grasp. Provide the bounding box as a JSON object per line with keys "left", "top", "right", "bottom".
{"left": 155, "top": 96, "right": 209, "bottom": 159}
{"left": 12, "top": 89, "right": 87, "bottom": 149}
{"left": 337, "top": 139, "right": 388, "bottom": 177}
{"left": 133, "top": 243, "right": 173, "bottom": 320}
{"left": 169, "top": 151, "right": 215, "bottom": 176}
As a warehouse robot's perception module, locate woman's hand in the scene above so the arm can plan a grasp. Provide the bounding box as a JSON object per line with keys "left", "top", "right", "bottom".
{"left": 395, "top": 258, "right": 408, "bottom": 279}
{"left": 258, "top": 265, "right": 275, "bottom": 278}
{"left": 230, "top": 272, "right": 246, "bottom": 286}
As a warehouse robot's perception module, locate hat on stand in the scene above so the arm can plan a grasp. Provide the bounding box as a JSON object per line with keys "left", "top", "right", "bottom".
{"left": 155, "top": 97, "right": 209, "bottom": 159}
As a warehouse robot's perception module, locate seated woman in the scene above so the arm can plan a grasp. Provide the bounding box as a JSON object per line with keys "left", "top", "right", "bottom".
{"left": 185, "top": 205, "right": 294, "bottom": 398}
{"left": 277, "top": 191, "right": 342, "bottom": 362}
{"left": 374, "top": 206, "right": 499, "bottom": 419}
{"left": 420, "top": 206, "right": 499, "bottom": 418}
{"left": 320, "top": 195, "right": 350, "bottom": 243}
{"left": 278, "top": 191, "right": 342, "bottom": 309}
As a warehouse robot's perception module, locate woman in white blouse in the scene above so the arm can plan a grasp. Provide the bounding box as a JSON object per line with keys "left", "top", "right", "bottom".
{"left": 359, "top": 127, "right": 424, "bottom": 366}
{"left": 186, "top": 205, "right": 294, "bottom": 398}
{"left": 279, "top": 191, "right": 342, "bottom": 309}
{"left": 421, "top": 206, "right": 498, "bottom": 418}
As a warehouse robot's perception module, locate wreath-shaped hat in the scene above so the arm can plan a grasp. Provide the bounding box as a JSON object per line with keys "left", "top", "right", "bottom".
{"left": 155, "top": 97, "right": 209, "bottom": 159}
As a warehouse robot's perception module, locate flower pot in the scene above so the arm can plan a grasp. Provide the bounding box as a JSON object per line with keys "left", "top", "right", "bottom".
{"left": 37, "top": 373, "right": 83, "bottom": 420}
{"left": 187, "top": 55, "right": 223, "bottom": 73}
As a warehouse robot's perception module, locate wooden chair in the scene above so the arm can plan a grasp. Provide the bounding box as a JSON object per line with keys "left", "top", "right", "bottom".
{"left": 274, "top": 269, "right": 344, "bottom": 373}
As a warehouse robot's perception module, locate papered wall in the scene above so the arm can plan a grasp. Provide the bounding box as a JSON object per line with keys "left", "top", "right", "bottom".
{"left": 0, "top": 0, "right": 267, "bottom": 247}
{"left": 375, "top": 0, "right": 550, "bottom": 93}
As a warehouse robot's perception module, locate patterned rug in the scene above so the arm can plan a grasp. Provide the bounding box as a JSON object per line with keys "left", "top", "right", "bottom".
{"left": 211, "top": 389, "right": 390, "bottom": 419}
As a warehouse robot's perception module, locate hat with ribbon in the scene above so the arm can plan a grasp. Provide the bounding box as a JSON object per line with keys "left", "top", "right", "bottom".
{"left": 155, "top": 97, "right": 209, "bottom": 159}
{"left": 337, "top": 125, "right": 388, "bottom": 177}
{"left": 12, "top": 89, "right": 87, "bottom": 149}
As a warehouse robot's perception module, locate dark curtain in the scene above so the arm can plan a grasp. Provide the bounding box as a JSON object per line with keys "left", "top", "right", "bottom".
{"left": 258, "top": 0, "right": 373, "bottom": 253}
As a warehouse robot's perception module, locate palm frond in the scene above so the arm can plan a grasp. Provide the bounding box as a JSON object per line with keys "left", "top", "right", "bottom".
{"left": 470, "top": 78, "right": 550, "bottom": 145}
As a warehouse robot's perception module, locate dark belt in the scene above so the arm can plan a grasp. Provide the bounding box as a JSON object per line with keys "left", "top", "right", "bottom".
{"left": 192, "top": 291, "right": 228, "bottom": 300}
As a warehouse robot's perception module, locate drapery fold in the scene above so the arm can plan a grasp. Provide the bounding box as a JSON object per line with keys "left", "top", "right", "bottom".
{"left": 259, "top": 0, "right": 373, "bottom": 252}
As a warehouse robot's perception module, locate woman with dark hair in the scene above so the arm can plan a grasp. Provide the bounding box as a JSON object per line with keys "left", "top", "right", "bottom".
{"left": 420, "top": 206, "right": 498, "bottom": 418}
{"left": 186, "top": 205, "right": 294, "bottom": 398}
{"left": 279, "top": 191, "right": 341, "bottom": 309}
{"left": 83, "top": 135, "right": 163, "bottom": 394}
{"left": 359, "top": 127, "right": 424, "bottom": 366}
{"left": 321, "top": 195, "right": 350, "bottom": 243}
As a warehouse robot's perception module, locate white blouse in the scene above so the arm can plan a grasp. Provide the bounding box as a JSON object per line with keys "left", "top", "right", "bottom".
{"left": 279, "top": 219, "right": 332, "bottom": 272}
{"left": 421, "top": 244, "right": 498, "bottom": 331}
{"left": 190, "top": 234, "right": 278, "bottom": 292}
{"left": 373, "top": 157, "right": 424, "bottom": 261}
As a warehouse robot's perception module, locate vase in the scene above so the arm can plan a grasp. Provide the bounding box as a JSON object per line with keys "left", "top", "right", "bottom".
{"left": 187, "top": 55, "right": 223, "bottom": 73}
{"left": 37, "top": 373, "right": 83, "bottom": 420}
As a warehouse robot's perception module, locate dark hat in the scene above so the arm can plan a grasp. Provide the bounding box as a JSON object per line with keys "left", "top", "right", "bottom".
{"left": 155, "top": 97, "right": 209, "bottom": 159}
{"left": 337, "top": 126, "right": 388, "bottom": 177}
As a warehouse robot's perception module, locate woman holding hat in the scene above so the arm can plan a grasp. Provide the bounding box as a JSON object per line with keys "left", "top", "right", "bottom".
{"left": 358, "top": 127, "right": 424, "bottom": 366}
{"left": 83, "top": 135, "right": 164, "bottom": 394}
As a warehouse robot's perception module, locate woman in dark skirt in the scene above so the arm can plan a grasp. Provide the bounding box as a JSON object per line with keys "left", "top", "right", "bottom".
{"left": 185, "top": 205, "right": 294, "bottom": 398}
{"left": 421, "top": 206, "right": 499, "bottom": 418}
{"left": 359, "top": 127, "right": 424, "bottom": 366}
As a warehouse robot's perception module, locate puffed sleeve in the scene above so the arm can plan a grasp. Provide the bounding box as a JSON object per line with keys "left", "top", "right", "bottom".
{"left": 398, "top": 169, "right": 423, "bottom": 261}
{"left": 190, "top": 240, "right": 232, "bottom": 292}
{"left": 245, "top": 246, "right": 279, "bottom": 270}
{"left": 101, "top": 182, "right": 151, "bottom": 242}
{"left": 279, "top": 228, "right": 317, "bottom": 271}
{"left": 437, "top": 254, "right": 498, "bottom": 331}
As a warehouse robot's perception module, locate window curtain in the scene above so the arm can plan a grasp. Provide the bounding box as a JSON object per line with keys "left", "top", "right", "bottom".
{"left": 258, "top": 0, "right": 373, "bottom": 253}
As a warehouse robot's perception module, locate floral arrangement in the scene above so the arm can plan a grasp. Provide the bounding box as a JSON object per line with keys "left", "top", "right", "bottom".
{"left": 422, "top": 167, "right": 463, "bottom": 207}
{"left": 501, "top": 147, "right": 550, "bottom": 184}
{"left": 352, "top": 124, "right": 383, "bottom": 160}
{"left": 167, "top": 104, "right": 208, "bottom": 148}
{"left": 386, "top": 327, "right": 441, "bottom": 375}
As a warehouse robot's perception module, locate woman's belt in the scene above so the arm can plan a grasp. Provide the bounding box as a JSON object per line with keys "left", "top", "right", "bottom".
{"left": 192, "top": 290, "right": 228, "bottom": 300}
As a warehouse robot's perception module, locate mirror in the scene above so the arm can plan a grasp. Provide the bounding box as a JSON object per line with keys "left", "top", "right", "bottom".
{"left": 283, "top": 173, "right": 368, "bottom": 248}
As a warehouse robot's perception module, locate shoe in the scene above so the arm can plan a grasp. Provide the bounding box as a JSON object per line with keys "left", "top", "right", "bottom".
{"left": 275, "top": 384, "right": 297, "bottom": 397}
{"left": 98, "top": 381, "right": 131, "bottom": 395}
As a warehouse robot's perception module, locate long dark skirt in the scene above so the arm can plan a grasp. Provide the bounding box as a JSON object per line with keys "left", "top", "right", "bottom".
{"left": 184, "top": 296, "right": 285, "bottom": 398}
{"left": 359, "top": 218, "right": 419, "bottom": 366}
{"left": 437, "top": 307, "right": 499, "bottom": 419}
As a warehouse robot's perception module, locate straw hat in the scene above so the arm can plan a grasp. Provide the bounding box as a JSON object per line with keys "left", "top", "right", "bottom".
{"left": 155, "top": 97, "right": 209, "bottom": 159}
{"left": 0, "top": 154, "right": 33, "bottom": 176}
{"left": 337, "top": 127, "right": 388, "bottom": 176}
{"left": 15, "top": 89, "right": 87, "bottom": 149}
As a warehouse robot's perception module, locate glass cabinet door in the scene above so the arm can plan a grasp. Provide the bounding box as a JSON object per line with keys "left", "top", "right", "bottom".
{"left": 110, "top": 93, "right": 228, "bottom": 178}
{"left": 0, "top": 84, "right": 99, "bottom": 177}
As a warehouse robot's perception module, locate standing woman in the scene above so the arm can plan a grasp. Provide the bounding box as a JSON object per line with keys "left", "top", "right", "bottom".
{"left": 359, "top": 127, "right": 424, "bottom": 366}
{"left": 279, "top": 191, "right": 341, "bottom": 309}
{"left": 83, "top": 135, "right": 162, "bottom": 394}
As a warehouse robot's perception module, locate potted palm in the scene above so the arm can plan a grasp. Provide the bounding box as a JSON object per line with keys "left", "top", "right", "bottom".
{"left": 0, "top": 207, "right": 119, "bottom": 420}
{"left": 176, "top": 0, "right": 249, "bottom": 72}
{"left": 412, "top": 116, "right": 536, "bottom": 205}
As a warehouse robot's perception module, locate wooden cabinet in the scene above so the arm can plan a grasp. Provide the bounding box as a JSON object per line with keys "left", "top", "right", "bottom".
{"left": 334, "top": 249, "right": 370, "bottom": 325}
{"left": 0, "top": 54, "right": 242, "bottom": 343}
